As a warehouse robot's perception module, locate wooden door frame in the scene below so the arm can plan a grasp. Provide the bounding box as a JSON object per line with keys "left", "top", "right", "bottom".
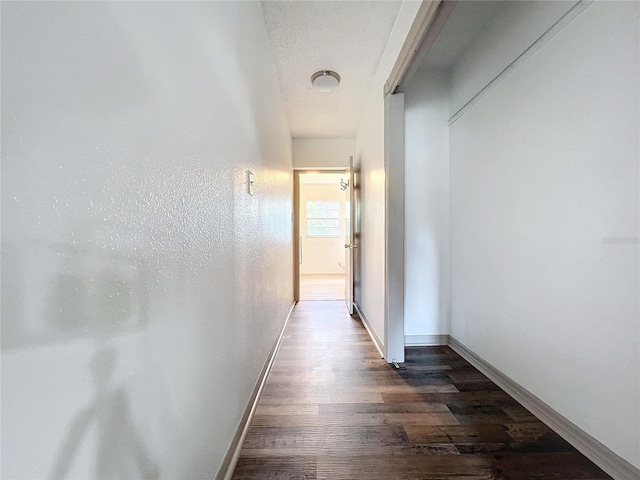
{"left": 293, "top": 169, "right": 348, "bottom": 302}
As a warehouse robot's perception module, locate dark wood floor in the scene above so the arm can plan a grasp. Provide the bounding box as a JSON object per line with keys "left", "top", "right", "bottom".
{"left": 232, "top": 301, "right": 610, "bottom": 479}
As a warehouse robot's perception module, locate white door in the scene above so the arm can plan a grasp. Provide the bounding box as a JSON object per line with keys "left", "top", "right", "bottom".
{"left": 344, "top": 155, "right": 355, "bottom": 314}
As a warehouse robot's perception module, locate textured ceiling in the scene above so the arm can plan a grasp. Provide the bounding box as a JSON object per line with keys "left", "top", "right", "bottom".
{"left": 261, "top": 1, "right": 401, "bottom": 139}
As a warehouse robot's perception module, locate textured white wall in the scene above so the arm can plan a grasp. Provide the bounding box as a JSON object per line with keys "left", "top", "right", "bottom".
{"left": 354, "top": 97, "right": 387, "bottom": 338}
{"left": 1, "top": 2, "right": 293, "bottom": 479}
{"left": 449, "top": 2, "right": 639, "bottom": 467}
{"left": 292, "top": 138, "right": 354, "bottom": 169}
{"left": 299, "top": 184, "right": 346, "bottom": 275}
{"left": 354, "top": 0, "right": 422, "bottom": 344}
{"left": 403, "top": 70, "right": 450, "bottom": 338}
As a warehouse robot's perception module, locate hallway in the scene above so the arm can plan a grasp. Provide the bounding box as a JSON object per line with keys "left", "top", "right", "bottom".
{"left": 231, "top": 301, "right": 609, "bottom": 479}
{"left": 2, "top": 2, "right": 637, "bottom": 477}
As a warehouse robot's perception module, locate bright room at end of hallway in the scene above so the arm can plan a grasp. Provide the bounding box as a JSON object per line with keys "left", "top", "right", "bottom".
{"left": 299, "top": 274, "right": 345, "bottom": 301}
{"left": 296, "top": 171, "right": 348, "bottom": 302}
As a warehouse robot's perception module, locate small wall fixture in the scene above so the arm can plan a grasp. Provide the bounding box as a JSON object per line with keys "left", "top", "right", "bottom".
{"left": 311, "top": 70, "right": 341, "bottom": 92}
{"left": 247, "top": 170, "right": 254, "bottom": 195}
{"left": 339, "top": 178, "right": 349, "bottom": 191}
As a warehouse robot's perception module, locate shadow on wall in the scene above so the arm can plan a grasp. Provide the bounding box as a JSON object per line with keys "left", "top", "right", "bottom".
{"left": 1, "top": 240, "right": 152, "bottom": 351}
{"left": 1, "top": 241, "right": 163, "bottom": 477}
{"left": 49, "top": 347, "right": 159, "bottom": 480}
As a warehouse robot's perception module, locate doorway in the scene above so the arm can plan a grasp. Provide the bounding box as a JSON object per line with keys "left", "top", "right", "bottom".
{"left": 294, "top": 170, "right": 348, "bottom": 301}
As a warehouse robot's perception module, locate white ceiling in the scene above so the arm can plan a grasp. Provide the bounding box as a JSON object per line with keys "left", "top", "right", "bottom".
{"left": 261, "top": 1, "right": 402, "bottom": 139}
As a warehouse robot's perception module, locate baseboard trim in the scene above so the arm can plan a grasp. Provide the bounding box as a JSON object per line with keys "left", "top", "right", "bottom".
{"left": 405, "top": 334, "right": 448, "bottom": 346}
{"left": 353, "top": 301, "right": 384, "bottom": 359}
{"left": 215, "top": 301, "right": 296, "bottom": 480}
{"left": 447, "top": 335, "right": 640, "bottom": 480}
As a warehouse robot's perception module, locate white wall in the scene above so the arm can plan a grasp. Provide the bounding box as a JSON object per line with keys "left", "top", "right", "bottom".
{"left": 1, "top": 2, "right": 293, "bottom": 479}
{"left": 292, "top": 138, "right": 354, "bottom": 169}
{"left": 299, "top": 184, "right": 345, "bottom": 275}
{"left": 449, "top": 1, "right": 639, "bottom": 468}
{"left": 449, "top": 1, "right": 577, "bottom": 116}
{"left": 354, "top": 0, "right": 423, "bottom": 345}
{"left": 403, "top": 69, "right": 450, "bottom": 340}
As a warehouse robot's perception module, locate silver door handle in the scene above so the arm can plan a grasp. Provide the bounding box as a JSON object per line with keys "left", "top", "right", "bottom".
{"left": 344, "top": 243, "right": 358, "bottom": 248}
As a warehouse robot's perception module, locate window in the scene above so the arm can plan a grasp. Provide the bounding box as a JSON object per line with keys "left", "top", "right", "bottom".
{"left": 306, "top": 201, "right": 341, "bottom": 237}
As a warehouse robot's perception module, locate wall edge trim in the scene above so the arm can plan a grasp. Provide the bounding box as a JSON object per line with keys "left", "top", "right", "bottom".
{"left": 405, "top": 334, "right": 448, "bottom": 346}
{"left": 354, "top": 301, "right": 384, "bottom": 359}
{"left": 447, "top": 335, "right": 640, "bottom": 480}
{"left": 216, "top": 301, "right": 296, "bottom": 480}
{"left": 448, "top": 0, "right": 593, "bottom": 125}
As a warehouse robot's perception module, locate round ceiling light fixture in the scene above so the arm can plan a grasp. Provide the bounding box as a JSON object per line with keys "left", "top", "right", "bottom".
{"left": 311, "top": 70, "right": 341, "bottom": 93}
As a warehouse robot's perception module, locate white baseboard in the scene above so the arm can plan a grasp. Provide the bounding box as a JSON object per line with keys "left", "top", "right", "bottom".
{"left": 447, "top": 335, "right": 640, "bottom": 480}
{"left": 405, "top": 334, "right": 448, "bottom": 346}
{"left": 353, "top": 301, "right": 384, "bottom": 359}
{"left": 215, "top": 301, "right": 295, "bottom": 480}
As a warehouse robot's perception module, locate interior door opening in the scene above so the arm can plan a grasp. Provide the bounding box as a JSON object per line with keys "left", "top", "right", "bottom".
{"left": 294, "top": 170, "right": 349, "bottom": 302}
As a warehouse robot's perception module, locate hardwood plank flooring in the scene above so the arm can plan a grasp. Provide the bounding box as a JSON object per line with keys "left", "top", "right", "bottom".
{"left": 299, "top": 274, "right": 345, "bottom": 300}
{"left": 232, "top": 301, "right": 610, "bottom": 479}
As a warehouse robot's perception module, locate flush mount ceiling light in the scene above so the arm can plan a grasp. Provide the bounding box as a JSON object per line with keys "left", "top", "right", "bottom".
{"left": 311, "top": 70, "right": 341, "bottom": 93}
